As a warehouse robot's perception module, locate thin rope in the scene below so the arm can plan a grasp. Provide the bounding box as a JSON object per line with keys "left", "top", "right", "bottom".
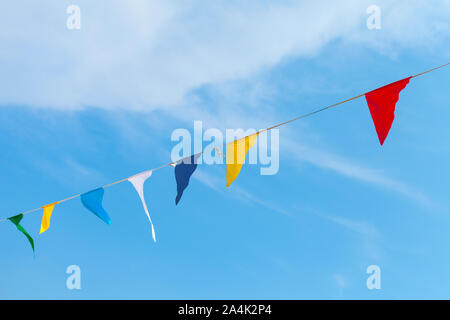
{"left": 0, "top": 161, "right": 179, "bottom": 222}
{"left": 410, "top": 62, "right": 450, "bottom": 79}
{"left": 1, "top": 62, "right": 448, "bottom": 223}
{"left": 214, "top": 147, "right": 225, "bottom": 158}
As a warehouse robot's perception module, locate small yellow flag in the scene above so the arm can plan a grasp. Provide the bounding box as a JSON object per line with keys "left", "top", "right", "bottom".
{"left": 226, "top": 132, "right": 259, "bottom": 187}
{"left": 40, "top": 203, "right": 57, "bottom": 234}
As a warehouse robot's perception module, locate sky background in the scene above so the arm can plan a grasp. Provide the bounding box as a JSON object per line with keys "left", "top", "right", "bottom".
{"left": 1, "top": 0, "right": 450, "bottom": 299}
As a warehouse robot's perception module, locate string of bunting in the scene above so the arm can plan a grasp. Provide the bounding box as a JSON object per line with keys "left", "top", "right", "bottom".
{"left": 2, "top": 62, "right": 449, "bottom": 253}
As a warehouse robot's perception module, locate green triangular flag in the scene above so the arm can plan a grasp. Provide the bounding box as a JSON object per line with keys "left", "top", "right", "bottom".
{"left": 8, "top": 214, "right": 35, "bottom": 253}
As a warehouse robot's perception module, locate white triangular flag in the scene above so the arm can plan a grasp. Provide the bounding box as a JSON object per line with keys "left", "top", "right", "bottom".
{"left": 128, "top": 170, "right": 156, "bottom": 242}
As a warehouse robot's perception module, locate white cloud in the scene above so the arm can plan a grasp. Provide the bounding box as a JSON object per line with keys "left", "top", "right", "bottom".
{"left": 0, "top": 0, "right": 448, "bottom": 111}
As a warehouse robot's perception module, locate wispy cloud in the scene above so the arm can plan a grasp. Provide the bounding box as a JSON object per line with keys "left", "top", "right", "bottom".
{"left": 329, "top": 216, "right": 379, "bottom": 238}
{"left": 309, "top": 204, "right": 385, "bottom": 262}
{"left": 283, "top": 138, "right": 432, "bottom": 207}
{"left": 34, "top": 157, "right": 105, "bottom": 188}
{"left": 333, "top": 273, "right": 347, "bottom": 289}
{"left": 192, "top": 169, "right": 222, "bottom": 192}
{"left": 313, "top": 210, "right": 380, "bottom": 238}
{"left": 194, "top": 169, "right": 291, "bottom": 216}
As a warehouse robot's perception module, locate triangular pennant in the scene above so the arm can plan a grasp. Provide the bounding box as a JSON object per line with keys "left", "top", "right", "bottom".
{"left": 128, "top": 170, "right": 156, "bottom": 242}
{"left": 174, "top": 153, "right": 201, "bottom": 205}
{"left": 365, "top": 77, "right": 411, "bottom": 145}
{"left": 39, "top": 202, "right": 57, "bottom": 234}
{"left": 226, "top": 132, "right": 259, "bottom": 187}
{"left": 8, "top": 214, "right": 34, "bottom": 253}
{"left": 80, "top": 188, "right": 111, "bottom": 224}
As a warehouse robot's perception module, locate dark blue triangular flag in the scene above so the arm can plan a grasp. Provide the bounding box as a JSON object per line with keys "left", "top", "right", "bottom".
{"left": 80, "top": 188, "right": 112, "bottom": 224}
{"left": 175, "top": 154, "right": 201, "bottom": 205}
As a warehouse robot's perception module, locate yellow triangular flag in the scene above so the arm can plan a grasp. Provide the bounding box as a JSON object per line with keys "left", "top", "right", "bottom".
{"left": 226, "top": 132, "right": 259, "bottom": 187}
{"left": 40, "top": 202, "right": 57, "bottom": 234}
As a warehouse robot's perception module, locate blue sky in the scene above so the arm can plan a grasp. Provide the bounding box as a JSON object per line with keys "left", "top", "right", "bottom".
{"left": 1, "top": 0, "right": 450, "bottom": 299}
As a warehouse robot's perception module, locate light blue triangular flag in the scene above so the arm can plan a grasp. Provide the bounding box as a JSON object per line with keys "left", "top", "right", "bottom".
{"left": 80, "top": 188, "right": 111, "bottom": 224}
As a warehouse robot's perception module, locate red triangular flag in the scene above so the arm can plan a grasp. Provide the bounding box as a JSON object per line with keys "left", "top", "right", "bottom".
{"left": 365, "top": 77, "right": 411, "bottom": 145}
